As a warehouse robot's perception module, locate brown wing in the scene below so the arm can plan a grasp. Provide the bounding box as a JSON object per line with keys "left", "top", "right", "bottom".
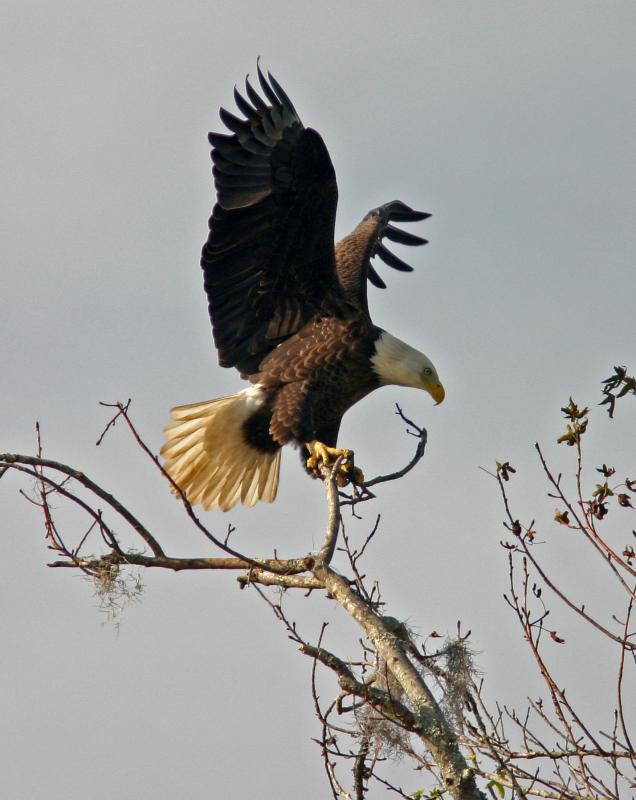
{"left": 334, "top": 200, "right": 430, "bottom": 317}
{"left": 201, "top": 65, "right": 345, "bottom": 375}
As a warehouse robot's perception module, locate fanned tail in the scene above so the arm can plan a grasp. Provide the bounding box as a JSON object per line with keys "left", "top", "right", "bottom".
{"left": 160, "top": 390, "right": 281, "bottom": 512}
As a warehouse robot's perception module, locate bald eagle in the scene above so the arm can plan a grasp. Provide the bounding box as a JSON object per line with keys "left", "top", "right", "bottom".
{"left": 161, "top": 65, "right": 444, "bottom": 512}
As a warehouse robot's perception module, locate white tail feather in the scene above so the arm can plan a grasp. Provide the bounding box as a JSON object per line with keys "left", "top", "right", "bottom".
{"left": 161, "top": 389, "right": 281, "bottom": 512}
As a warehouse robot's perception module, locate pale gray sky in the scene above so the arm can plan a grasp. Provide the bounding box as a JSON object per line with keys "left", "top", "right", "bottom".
{"left": 2, "top": 2, "right": 635, "bottom": 798}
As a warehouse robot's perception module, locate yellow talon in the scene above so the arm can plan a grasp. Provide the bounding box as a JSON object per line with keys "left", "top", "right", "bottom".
{"left": 305, "top": 440, "right": 364, "bottom": 486}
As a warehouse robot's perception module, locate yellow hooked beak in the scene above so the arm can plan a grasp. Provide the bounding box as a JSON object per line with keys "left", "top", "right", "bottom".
{"left": 431, "top": 383, "right": 445, "bottom": 405}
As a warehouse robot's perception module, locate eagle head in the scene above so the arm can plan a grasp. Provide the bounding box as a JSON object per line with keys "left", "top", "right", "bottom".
{"left": 371, "top": 331, "right": 445, "bottom": 405}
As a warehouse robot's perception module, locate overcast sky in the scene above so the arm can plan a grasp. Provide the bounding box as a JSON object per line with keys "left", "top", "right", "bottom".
{"left": 2, "top": 2, "right": 635, "bottom": 798}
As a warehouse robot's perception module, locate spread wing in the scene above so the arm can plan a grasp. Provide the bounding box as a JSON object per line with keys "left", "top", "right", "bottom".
{"left": 201, "top": 64, "right": 345, "bottom": 376}
{"left": 334, "top": 201, "right": 430, "bottom": 317}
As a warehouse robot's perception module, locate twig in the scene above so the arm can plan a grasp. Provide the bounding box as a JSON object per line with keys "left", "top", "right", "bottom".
{"left": 2, "top": 453, "right": 166, "bottom": 558}
{"left": 364, "top": 406, "right": 428, "bottom": 488}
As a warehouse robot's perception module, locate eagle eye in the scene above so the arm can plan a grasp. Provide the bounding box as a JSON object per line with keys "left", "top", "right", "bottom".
{"left": 423, "top": 367, "right": 433, "bottom": 376}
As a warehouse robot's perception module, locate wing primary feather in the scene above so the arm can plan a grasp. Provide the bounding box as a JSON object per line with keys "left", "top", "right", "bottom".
{"left": 208, "top": 131, "right": 234, "bottom": 148}
{"left": 245, "top": 76, "right": 268, "bottom": 112}
{"left": 367, "top": 264, "right": 387, "bottom": 289}
{"left": 267, "top": 71, "right": 299, "bottom": 116}
{"left": 233, "top": 86, "right": 256, "bottom": 119}
{"left": 257, "top": 61, "right": 280, "bottom": 107}
{"left": 388, "top": 204, "right": 431, "bottom": 223}
{"left": 384, "top": 225, "right": 428, "bottom": 246}
{"left": 219, "top": 107, "right": 251, "bottom": 135}
{"left": 375, "top": 244, "right": 414, "bottom": 272}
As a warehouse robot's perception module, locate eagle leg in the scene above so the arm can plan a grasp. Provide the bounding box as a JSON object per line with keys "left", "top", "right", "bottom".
{"left": 305, "top": 441, "right": 365, "bottom": 486}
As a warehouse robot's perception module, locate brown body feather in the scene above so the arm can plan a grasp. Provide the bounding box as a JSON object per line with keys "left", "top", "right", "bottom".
{"left": 255, "top": 315, "right": 381, "bottom": 446}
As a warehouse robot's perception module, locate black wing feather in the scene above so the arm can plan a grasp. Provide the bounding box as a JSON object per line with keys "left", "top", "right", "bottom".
{"left": 232, "top": 87, "right": 256, "bottom": 120}
{"left": 367, "top": 264, "right": 387, "bottom": 289}
{"left": 245, "top": 76, "right": 268, "bottom": 112}
{"left": 257, "top": 61, "right": 281, "bottom": 107}
{"left": 375, "top": 244, "right": 414, "bottom": 272}
{"left": 384, "top": 225, "right": 428, "bottom": 247}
